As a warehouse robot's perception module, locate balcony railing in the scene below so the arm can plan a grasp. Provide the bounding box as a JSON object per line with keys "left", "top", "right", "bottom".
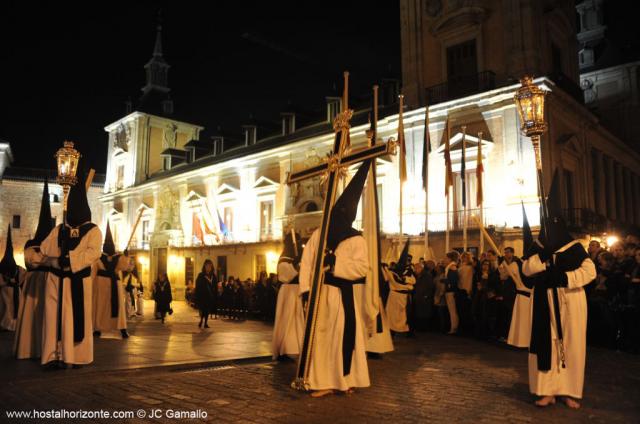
{"left": 425, "top": 71, "right": 497, "bottom": 105}
{"left": 563, "top": 208, "right": 607, "bottom": 233}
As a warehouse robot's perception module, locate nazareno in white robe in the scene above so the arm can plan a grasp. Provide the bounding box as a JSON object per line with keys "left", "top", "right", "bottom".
{"left": 0, "top": 267, "right": 26, "bottom": 331}
{"left": 502, "top": 259, "right": 532, "bottom": 348}
{"left": 361, "top": 286, "right": 393, "bottom": 354}
{"left": 522, "top": 240, "right": 596, "bottom": 399}
{"left": 385, "top": 268, "right": 415, "bottom": 333}
{"left": 92, "top": 255, "right": 128, "bottom": 333}
{"left": 299, "top": 229, "right": 370, "bottom": 391}
{"left": 40, "top": 224, "right": 102, "bottom": 365}
{"left": 13, "top": 247, "right": 48, "bottom": 359}
{"left": 271, "top": 260, "right": 304, "bottom": 359}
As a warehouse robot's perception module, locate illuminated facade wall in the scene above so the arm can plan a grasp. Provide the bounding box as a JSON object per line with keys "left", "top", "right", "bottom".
{"left": 99, "top": 78, "right": 640, "bottom": 298}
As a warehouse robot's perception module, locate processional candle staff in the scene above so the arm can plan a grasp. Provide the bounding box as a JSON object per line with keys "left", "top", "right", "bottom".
{"left": 514, "top": 76, "right": 548, "bottom": 236}
{"left": 53, "top": 141, "right": 80, "bottom": 356}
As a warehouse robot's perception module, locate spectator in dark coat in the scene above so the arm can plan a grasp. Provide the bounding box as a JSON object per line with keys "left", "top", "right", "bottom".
{"left": 153, "top": 273, "right": 172, "bottom": 323}
{"left": 195, "top": 259, "right": 218, "bottom": 328}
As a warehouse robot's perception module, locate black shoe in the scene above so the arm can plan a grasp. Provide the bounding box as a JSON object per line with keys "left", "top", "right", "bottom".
{"left": 198, "top": 321, "right": 202, "bottom": 328}
{"left": 93, "top": 331, "right": 101, "bottom": 337}
{"left": 120, "top": 329, "right": 129, "bottom": 338}
{"left": 204, "top": 324, "right": 210, "bottom": 328}
{"left": 71, "top": 364, "right": 82, "bottom": 369}
{"left": 367, "top": 352, "right": 383, "bottom": 360}
{"left": 161, "top": 318, "right": 165, "bottom": 323}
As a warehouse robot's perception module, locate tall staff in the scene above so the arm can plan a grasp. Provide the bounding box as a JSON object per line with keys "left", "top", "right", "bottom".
{"left": 477, "top": 131, "right": 485, "bottom": 253}
{"left": 397, "top": 94, "right": 407, "bottom": 243}
{"left": 422, "top": 104, "right": 431, "bottom": 260}
{"left": 461, "top": 126, "right": 468, "bottom": 252}
{"left": 443, "top": 119, "right": 453, "bottom": 253}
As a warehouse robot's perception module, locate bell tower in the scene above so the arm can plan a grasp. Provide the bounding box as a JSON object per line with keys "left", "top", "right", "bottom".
{"left": 142, "top": 18, "right": 170, "bottom": 95}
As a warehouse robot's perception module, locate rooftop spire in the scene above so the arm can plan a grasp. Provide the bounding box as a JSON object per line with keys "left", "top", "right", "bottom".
{"left": 142, "top": 11, "right": 170, "bottom": 94}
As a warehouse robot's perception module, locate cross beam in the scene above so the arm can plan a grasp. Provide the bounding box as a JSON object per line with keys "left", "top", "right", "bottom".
{"left": 287, "top": 142, "right": 395, "bottom": 185}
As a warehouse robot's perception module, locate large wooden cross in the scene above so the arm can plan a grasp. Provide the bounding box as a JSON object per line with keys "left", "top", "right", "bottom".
{"left": 288, "top": 72, "right": 396, "bottom": 391}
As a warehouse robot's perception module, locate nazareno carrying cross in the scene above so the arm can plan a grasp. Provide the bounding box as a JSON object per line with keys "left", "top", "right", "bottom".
{"left": 288, "top": 72, "right": 397, "bottom": 391}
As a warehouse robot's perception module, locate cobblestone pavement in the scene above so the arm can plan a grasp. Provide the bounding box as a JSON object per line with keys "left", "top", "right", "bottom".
{"left": 1, "top": 332, "right": 638, "bottom": 423}
{"left": 0, "top": 301, "right": 272, "bottom": 381}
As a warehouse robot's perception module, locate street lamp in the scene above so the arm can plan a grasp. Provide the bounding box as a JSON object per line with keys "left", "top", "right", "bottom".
{"left": 55, "top": 141, "right": 81, "bottom": 214}
{"left": 514, "top": 76, "right": 549, "bottom": 236}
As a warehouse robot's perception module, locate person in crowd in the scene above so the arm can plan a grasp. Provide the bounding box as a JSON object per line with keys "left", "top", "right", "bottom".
{"left": 457, "top": 252, "right": 474, "bottom": 333}
{"left": 472, "top": 259, "right": 499, "bottom": 340}
{"left": 411, "top": 261, "right": 434, "bottom": 331}
{"left": 443, "top": 251, "right": 460, "bottom": 335}
{"left": 433, "top": 263, "right": 449, "bottom": 333}
{"left": 588, "top": 240, "right": 603, "bottom": 266}
{"left": 195, "top": 259, "right": 217, "bottom": 329}
{"left": 153, "top": 273, "right": 172, "bottom": 324}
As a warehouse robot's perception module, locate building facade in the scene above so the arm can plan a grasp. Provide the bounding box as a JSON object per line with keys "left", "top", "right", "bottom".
{"left": 95, "top": 1, "right": 638, "bottom": 299}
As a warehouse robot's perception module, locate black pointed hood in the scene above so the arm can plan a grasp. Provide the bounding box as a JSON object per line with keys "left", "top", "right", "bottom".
{"left": 544, "top": 170, "right": 573, "bottom": 252}
{"left": 281, "top": 230, "right": 301, "bottom": 261}
{"left": 521, "top": 202, "right": 533, "bottom": 254}
{"left": 327, "top": 159, "right": 372, "bottom": 252}
{"left": 394, "top": 239, "right": 411, "bottom": 273}
{"left": 103, "top": 222, "right": 116, "bottom": 255}
{"left": 0, "top": 225, "right": 17, "bottom": 276}
{"left": 25, "top": 178, "right": 54, "bottom": 249}
{"left": 66, "top": 173, "right": 92, "bottom": 227}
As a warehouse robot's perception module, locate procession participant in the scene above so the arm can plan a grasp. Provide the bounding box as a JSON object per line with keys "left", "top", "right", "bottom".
{"left": 505, "top": 205, "right": 534, "bottom": 348}
{"left": 92, "top": 222, "right": 129, "bottom": 338}
{"left": 14, "top": 178, "right": 54, "bottom": 358}
{"left": 195, "top": 259, "right": 218, "bottom": 329}
{"left": 40, "top": 177, "right": 102, "bottom": 367}
{"left": 122, "top": 261, "right": 142, "bottom": 318}
{"left": 272, "top": 230, "right": 304, "bottom": 360}
{"left": 0, "top": 225, "right": 26, "bottom": 331}
{"left": 443, "top": 250, "right": 460, "bottom": 335}
{"left": 385, "top": 241, "right": 415, "bottom": 336}
{"left": 299, "top": 160, "right": 372, "bottom": 397}
{"left": 522, "top": 172, "right": 596, "bottom": 409}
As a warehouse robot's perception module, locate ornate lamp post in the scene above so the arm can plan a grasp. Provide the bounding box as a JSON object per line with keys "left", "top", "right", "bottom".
{"left": 514, "top": 76, "right": 549, "bottom": 235}
{"left": 55, "top": 141, "right": 81, "bottom": 217}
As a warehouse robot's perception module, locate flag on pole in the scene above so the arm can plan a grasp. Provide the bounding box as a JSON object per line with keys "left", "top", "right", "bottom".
{"left": 398, "top": 95, "right": 407, "bottom": 183}
{"left": 217, "top": 209, "right": 229, "bottom": 238}
{"left": 443, "top": 119, "right": 453, "bottom": 196}
{"left": 476, "top": 131, "right": 484, "bottom": 206}
{"left": 461, "top": 127, "right": 467, "bottom": 208}
{"left": 192, "top": 213, "right": 204, "bottom": 244}
{"left": 421, "top": 105, "right": 431, "bottom": 191}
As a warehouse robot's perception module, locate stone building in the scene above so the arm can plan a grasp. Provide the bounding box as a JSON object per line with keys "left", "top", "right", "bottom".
{"left": 97, "top": 1, "right": 640, "bottom": 300}
{"left": 0, "top": 146, "right": 105, "bottom": 266}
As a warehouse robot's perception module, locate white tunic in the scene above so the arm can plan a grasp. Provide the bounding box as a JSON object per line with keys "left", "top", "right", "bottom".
{"left": 522, "top": 240, "right": 596, "bottom": 399}
{"left": 502, "top": 260, "right": 532, "bottom": 348}
{"left": 40, "top": 224, "right": 102, "bottom": 365}
{"left": 299, "top": 229, "right": 370, "bottom": 391}
{"left": 0, "top": 267, "right": 26, "bottom": 331}
{"left": 362, "top": 289, "right": 393, "bottom": 354}
{"left": 14, "top": 247, "right": 47, "bottom": 359}
{"left": 271, "top": 261, "right": 304, "bottom": 358}
{"left": 92, "top": 255, "right": 128, "bottom": 333}
{"left": 385, "top": 268, "right": 415, "bottom": 333}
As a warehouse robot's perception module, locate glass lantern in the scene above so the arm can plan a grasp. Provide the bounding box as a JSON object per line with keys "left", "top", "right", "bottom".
{"left": 514, "top": 76, "right": 547, "bottom": 137}
{"left": 54, "top": 141, "right": 81, "bottom": 211}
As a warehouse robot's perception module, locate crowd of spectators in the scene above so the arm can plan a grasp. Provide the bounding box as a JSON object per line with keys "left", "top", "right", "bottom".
{"left": 401, "top": 234, "right": 640, "bottom": 354}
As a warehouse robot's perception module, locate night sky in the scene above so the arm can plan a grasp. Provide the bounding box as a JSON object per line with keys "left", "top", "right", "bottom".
{"left": 1, "top": 1, "right": 401, "bottom": 173}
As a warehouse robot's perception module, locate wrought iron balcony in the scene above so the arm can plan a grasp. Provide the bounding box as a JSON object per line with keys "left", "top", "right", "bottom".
{"left": 425, "top": 71, "right": 497, "bottom": 105}
{"left": 563, "top": 208, "right": 607, "bottom": 233}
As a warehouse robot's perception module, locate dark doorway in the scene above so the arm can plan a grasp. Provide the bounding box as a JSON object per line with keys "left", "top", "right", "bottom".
{"left": 217, "top": 256, "right": 227, "bottom": 282}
